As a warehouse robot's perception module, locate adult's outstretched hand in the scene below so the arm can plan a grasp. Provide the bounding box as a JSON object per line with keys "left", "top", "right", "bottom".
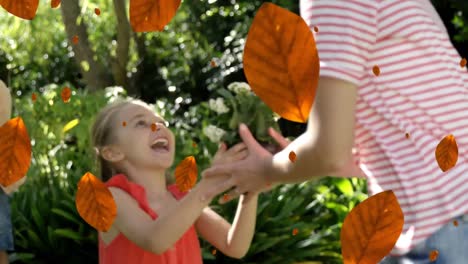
{"left": 202, "top": 124, "right": 290, "bottom": 204}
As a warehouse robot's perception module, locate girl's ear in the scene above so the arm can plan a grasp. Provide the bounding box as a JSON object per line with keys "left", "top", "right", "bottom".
{"left": 101, "top": 145, "right": 125, "bottom": 162}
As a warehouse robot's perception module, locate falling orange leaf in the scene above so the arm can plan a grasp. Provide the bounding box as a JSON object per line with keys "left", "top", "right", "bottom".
{"left": 75, "top": 172, "right": 117, "bottom": 232}
{"left": 94, "top": 7, "right": 101, "bottom": 16}
{"left": 243, "top": 3, "right": 319, "bottom": 123}
{"left": 175, "top": 156, "right": 198, "bottom": 193}
{"left": 429, "top": 250, "right": 439, "bottom": 261}
{"left": 210, "top": 60, "right": 217, "bottom": 68}
{"left": 151, "top": 123, "right": 157, "bottom": 131}
{"left": 313, "top": 26, "right": 319, "bottom": 32}
{"left": 61, "top": 87, "right": 72, "bottom": 103}
{"left": 288, "top": 151, "right": 297, "bottom": 163}
{"left": 212, "top": 249, "right": 217, "bottom": 255}
{"left": 192, "top": 141, "right": 197, "bottom": 148}
{"left": 292, "top": 228, "right": 298, "bottom": 236}
{"left": 460, "top": 58, "right": 467, "bottom": 68}
{"left": 405, "top": 133, "right": 410, "bottom": 139}
{"left": 72, "top": 35, "right": 79, "bottom": 45}
{"left": 122, "top": 121, "right": 127, "bottom": 127}
{"left": 0, "top": 0, "right": 39, "bottom": 20}
{"left": 435, "top": 134, "right": 458, "bottom": 172}
{"left": 51, "top": 0, "right": 60, "bottom": 8}
{"left": 341, "top": 190, "right": 404, "bottom": 264}
{"left": 129, "top": 0, "right": 181, "bottom": 32}
{"left": 31, "top": 93, "right": 37, "bottom": 103}
{"left": 0, "top": 117, "right": 32, "bottom": 187}
{"left": 373, "top": 65, "right": 380, "bottom": 76}
{"left": 453, "top": 220, "right": 459, "bottom": 227}
{"left": 223, "top": 193, "right": 230, "bottom": 202}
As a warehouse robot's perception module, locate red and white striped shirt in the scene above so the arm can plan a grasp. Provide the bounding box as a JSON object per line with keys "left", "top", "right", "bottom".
{"left": 300, "top": 0, "right": 468, "bottom": 256}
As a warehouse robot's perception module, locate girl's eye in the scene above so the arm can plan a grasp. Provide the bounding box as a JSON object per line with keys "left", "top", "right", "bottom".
{"left": 136, "top": 120, "right": 147, "bottom": 127}
{"left": 157, "top": 121, "right": 169, "bottom": 127}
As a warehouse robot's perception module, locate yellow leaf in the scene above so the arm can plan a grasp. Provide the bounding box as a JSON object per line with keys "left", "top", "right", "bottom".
{"left": 63, "top": 119, "right": 79, "bottom": 133}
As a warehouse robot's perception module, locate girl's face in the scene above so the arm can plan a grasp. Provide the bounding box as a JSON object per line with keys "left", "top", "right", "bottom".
{"left": 113, "top": 102, "right": 176, "bottom": 170}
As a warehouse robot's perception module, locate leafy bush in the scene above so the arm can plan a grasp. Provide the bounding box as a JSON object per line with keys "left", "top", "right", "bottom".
{"left": 8, "top": 88, "right": 367, "bottom": 264}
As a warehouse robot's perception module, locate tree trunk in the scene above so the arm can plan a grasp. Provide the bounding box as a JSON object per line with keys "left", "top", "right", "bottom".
{"left": 60, "top": 0, "right": 113, "bottom": 91}
{"left": 111, "top": 0, "right": 133, "bottom": 95}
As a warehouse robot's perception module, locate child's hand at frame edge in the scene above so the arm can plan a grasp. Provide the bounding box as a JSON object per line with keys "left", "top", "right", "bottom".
{"left": 0, "top": 80, "right": 12, "bottom": 126}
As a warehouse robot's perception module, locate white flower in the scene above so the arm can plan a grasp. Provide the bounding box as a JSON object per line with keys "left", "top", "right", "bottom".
{"left": 203, "top": 125, "right": 226, "bottom": 143}
{"left": 227, "top": 82, "right": 251, "bottom": 94}
{"left": 208, "top": 97, "right": 230, "bottom": 114}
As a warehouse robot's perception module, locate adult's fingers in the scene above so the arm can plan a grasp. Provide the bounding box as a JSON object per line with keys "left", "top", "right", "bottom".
{"left": 268, "top": 127, "right": 290, "bottom": 149}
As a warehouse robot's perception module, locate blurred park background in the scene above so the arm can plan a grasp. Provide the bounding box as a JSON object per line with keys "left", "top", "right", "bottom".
{"left": 1, "top": 0, "right": 468, "bottom": 263}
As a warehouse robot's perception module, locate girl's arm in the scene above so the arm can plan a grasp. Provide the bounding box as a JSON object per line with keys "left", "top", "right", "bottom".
{"left": 108, "top": 175, "right": 232, "bottom": 255}
{"left": 195, "top": 193, "right": 258, "bottom": 259}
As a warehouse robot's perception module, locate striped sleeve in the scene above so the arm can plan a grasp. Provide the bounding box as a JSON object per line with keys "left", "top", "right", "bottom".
{"left": 300, "top": 0, "right": 378, "bottom": 85}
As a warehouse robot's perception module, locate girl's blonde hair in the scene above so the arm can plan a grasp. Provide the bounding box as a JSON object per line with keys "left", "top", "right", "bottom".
{"left": 91, "top": 98, "right": 152, "bottom": 182}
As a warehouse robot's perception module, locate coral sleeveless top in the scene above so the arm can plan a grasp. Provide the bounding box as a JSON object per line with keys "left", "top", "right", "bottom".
{"left": 98, "top": 174, "right": 203, "bottom": 264}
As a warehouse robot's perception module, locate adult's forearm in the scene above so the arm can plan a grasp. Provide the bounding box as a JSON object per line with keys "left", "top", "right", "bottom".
{"left": 268, "top": 128, "right": 360, "bottom": 183}
{"left": 0, "top": 81, "right": 12, "bottom": 125}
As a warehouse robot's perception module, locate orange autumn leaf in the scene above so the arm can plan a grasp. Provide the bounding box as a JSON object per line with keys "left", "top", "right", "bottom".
{"left": 429, "top": 250, "right": 439, "bottom": 261}
{"left": 51, "top": 0, "right": 60, "bottom": 8}
{"left": 31, "top": 92, "right": 37, "bottom": 103}
{"left": 341, "top": 190, "right": 404, "bottom": 264}
{"left": 313, "top": 26, "right": 319, "bottom": 32}
{"left": 210, "top": 60, "right": 217, "bottom": 68}
{"left": 212, "top": 249, "right": 217, "bottom": 255}
{"left": 175, "top": 156, "right": 198, "bottom": 193}
{"left": 192, "top": 141, "right": 197, "bottom": 148}
{"left": 435, "top": 134, "right": 458, "bottom": 172}
{"left": 122, "top": 121, "right": 127, "bottom": 127}
{"left": 289, "top": 151, "right": 297, "bottom": 163}
{"left": 223, "top": 193, "right": 230, "bottom": 202}
{"left": 61, "top": 86, "right": 71, "bottom": 103}
{"left": 72, "top": 35, "right": 79, "bottom": 45}
{"left": 94, "top": 7, "right": 101, "bottom": 16}
{"left": 292, "top": 228, "right": 298, "bottom": 236}
{"left": 75, "top": 172, "right": 117, "bottom": 232}
{"left": 0, "top": 0, "right": 39, "bottom": 20}
{"left": 243, "top": 3, "right": 319, "bottom": 123}
{"left": 460, "top": 58, "right": 467, "bottom": 68}
{"left": 453, "top": 220, "right": 458, "bottom": 227}
{"left": 129, "top": 0, "right": 181, "bottom": 33}
{"left": 0, "top": 117, "right": 32, "bottom": 187}
{"left": 373, "top": 65, "right": 380, "bottom": 76}
{"left": 405, "top": 133, "right": 410, "bottom": 139}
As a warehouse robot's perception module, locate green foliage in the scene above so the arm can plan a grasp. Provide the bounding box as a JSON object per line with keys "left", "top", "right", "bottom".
{"left": 9, "top": 89, "right": 367, "bottom": 264}
{"left": 9, "top": 86, "right": 123, "bottom": 264}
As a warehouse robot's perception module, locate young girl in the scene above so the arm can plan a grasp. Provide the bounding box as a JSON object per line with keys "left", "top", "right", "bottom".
{"left": 91, "top": 98, "right": 259, "bottom": 263}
